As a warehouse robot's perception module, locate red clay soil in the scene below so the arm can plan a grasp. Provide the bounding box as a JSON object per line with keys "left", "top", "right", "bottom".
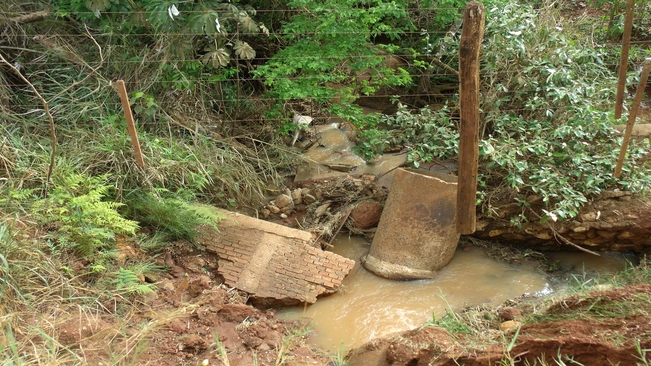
{"left": 134, "top": 242, "right": 332, "bottom": 366}
{"left": 51, "top": 240, "right": 651, "bottom": 366}
{"left": 52, "top": 240, "right": 331, "bottom": 366}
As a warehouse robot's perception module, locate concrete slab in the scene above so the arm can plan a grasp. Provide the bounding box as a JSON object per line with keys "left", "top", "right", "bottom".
{"left": 198, "top": 211, "right": 355, "bottom": 306}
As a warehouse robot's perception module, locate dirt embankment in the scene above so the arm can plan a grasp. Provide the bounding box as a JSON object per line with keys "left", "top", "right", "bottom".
{"left": 474, "top": 191, "right": 651, "bottom": 253}
{"left": 347, "top": 285, "right": 651, "bottom": 365}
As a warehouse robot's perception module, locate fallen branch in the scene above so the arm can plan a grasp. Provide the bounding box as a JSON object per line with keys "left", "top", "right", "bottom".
{"left": 9, "top": 11, "right": 50, "bottom": 24}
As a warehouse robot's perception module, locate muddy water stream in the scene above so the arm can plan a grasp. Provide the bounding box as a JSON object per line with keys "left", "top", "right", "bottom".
{"left": 279, "top": 236, "right": 549, "bottom": 351}
{"left": 278, "top": 237, "right": 633, "bottom": 352}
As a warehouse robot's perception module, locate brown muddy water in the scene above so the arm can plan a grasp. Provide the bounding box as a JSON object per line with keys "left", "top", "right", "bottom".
{"left": 278, "top": 236, "right": 633, "bottom": 352}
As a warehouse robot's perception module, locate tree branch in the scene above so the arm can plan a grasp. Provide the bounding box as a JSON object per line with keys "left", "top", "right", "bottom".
{"left": 8, "top": 11, "right": 50, "bottom": 24}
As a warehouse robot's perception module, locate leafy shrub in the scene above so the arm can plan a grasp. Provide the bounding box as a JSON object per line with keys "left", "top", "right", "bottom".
{"left": 480, "top": 2, "right": 651, "bottom": 220}
{"left": 355, "top": 104, "right": 459, "bottom": 166}
{"left": 358, "top": 0, "right": 651, "bottom": 223}
{"left": 253, "top": 0, "right": 413, "bottom": 125}
{"left": 472, "top": 1, "right": 651, "bottom": 222}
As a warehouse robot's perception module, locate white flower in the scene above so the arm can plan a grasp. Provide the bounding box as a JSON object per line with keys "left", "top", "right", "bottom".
{"left": 215, "top": 17, "right": 221, "bottom": 32}
{"left": 168, "top": 4, "right": 179, "bottom": 20}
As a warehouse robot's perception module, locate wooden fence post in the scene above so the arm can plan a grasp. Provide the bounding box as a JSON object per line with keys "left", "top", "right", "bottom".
{"left": 115, "top": 80, "right": 145, "bottom": 168}
{"left": 614, "top": 0, "right": 636, "bottom": 119}
{"left": 456, "top": 1, "right": 485, "bottom": 235}
{"left": 614, "top": 58, "right": 651, "bottom": 178}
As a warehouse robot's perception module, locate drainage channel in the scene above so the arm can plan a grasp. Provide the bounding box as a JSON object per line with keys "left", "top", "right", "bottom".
{"left": 278, "top": 236, "right": 635, "bottom": 352}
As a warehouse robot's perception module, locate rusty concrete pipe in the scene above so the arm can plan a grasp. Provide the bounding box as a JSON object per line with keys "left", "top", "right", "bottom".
{"left": 364, "top": 168, "right": 460, "bottom": 280}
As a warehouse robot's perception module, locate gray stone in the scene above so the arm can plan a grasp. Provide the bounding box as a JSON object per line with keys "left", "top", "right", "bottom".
{"left": 303, "top": 193, "right": 317, "bottom": 205}
{"left": 275, "top": 194, "right": 294, "bottom": 210}
{"left": 291, "top": 188, "right": 302, "bottom": 205}
{"left": 267, "top": 204, "right": 280, "bottom": 214}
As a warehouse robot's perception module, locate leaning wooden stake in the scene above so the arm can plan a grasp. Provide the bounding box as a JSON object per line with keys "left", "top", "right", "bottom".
{"left": 614, "top": 0, "right": 636, "bottom": 119}
{"left": 614, "top": 58, "right": 651, "bottom": 178}
{"left": 115, "top": 80, "right": 145, "bottom": 168}
{"left": 456, "top": 1, "right": 485, "bottom": 235}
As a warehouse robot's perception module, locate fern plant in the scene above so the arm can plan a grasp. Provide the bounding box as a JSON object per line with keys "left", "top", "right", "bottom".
{"left": 34, "top": 173, "right": 139, "bottom": 258}
{"left": 110, "top": 268, "right": 154, "bottom": 295}
{"left": 124, "top": 189, "right": 225, "bottom": 243}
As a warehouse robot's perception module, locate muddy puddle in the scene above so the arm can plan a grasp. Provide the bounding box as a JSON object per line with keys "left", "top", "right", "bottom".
{"left": 278, "top": 236, "right": 634, "bottom": 352}
{"left": 545, "top": 250, "right": 637, "bottom": 278}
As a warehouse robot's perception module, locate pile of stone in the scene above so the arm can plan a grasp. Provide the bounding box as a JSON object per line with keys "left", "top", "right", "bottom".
{"left": 261, "top": 187, "right": 320, "bottom": 219}
{"left": 260, "top": 177, "right": 388, "bottom": 242}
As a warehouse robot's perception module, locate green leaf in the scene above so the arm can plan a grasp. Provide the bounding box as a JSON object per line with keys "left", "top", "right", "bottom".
{"left": 85, "top": 0, "right": 112, "bottom": 17}
{"left": 188, "top": 11, "right": 221, "bottom": 37}
{"left": 233, "top": 41, "right": 255, "bottom": 60}
{"left": 201, "top": 47, "right": 230, "bottom": 68}
{"left": 238, "top": 14, "right": 259, "bottom": 34}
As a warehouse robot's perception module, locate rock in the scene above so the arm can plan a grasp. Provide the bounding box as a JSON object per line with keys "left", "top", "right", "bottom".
{"left": 219, "top": 304, "right": 259, "bottom": 323}
{"left": 182, "top": 334, "right": 208, "bottom": 352}
{"left": 188, "top": 275, "right": 212, "bottom": 298}
{"left": 618, "top": 231, "right": 635, "bottom": 239}
{"left": 291, "top": 188, "right": 302, "bottom": 205}
{"left": 170, "top": 265, "right": 186, "bottom": 278}
{"left": 303, "top": 193, "right": 317, "bottom": 205}
{"left": 267, "top": 204, "right": 280, "bottom": 214}
{"left": 167, "top": 319, "right": 187, "bottom": 334}
{"left": 581, "top": 212, "right": 597, "bottom": 222}
{"left": 314, "top": 202, "right": 331, "bottom": 217}
{"left": 160, "top": 279, "right": 175, "bottom": 292}
{"left": 534, "top": 231, "right": 553, "bottom": 240}
{"left": 573, "top": 226, "right": 589, "bottom": 233}
{"left": 498, "top": 307, "right": 522, "bottom": 321}
{"left": 284, "top": 187, "right": 292, "bottom": 196}
{"left": 280, "top": 213, "right": 288, "bottom": 219}
{"left": 476, "top": 219, "right": 489, "bottom": 231}
{"left": 597, "top": 230, "right": 618, "bottom": 239}
{"left": 500, "top": 320, "right": 522, "bottom": 332}
{"left": 489, "top": 229, "right": 503, "bottom": 237}
{"left": 186, "top": 257, "right": 206, "bottom": 272}
{"left": 350, "top": 202, "right": 383, "bottom": 229}
{"left": 275, "top": 194, "right": 294, "bottom": 210}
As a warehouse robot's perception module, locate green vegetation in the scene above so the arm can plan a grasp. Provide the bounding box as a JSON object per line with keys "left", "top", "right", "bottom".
{"left": 123, "top": 189, "right": 226, "bottom": 242}
{"left": 356, "top": 0, "right": 651, "bottom": 224}
{"left": 1, "top": 0, "right": 651, "bottom": 363}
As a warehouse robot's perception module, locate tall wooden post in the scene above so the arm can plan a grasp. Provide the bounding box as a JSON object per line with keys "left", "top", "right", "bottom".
{"left": 115, "top": 80, "right": 145, "bottom": 168}
{"left": 614, "top": 59, "right": 651, "bottom": 178}
{"left": 614, "top": 0, "right": 636, "bottom": 119}
{"left": 457, "top": 1, "right": 485, "bottom": 235}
